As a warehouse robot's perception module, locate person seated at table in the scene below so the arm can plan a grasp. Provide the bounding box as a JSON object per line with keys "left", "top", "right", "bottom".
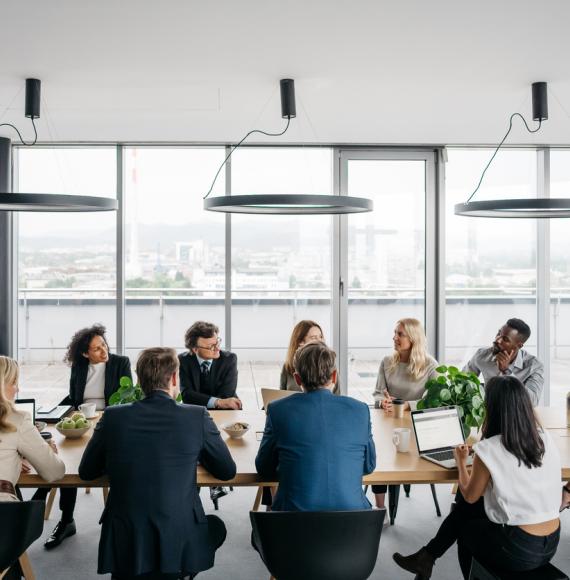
{"left": 179, "top": 321, "right": 241, "bottom": 410}
{"left": 393, "top": 376, "right": 561, "bottom": 579}
{"left": 463, "top": 318, "right": 543, "bottom": 406}
{"left": 256, "top": 341, "right": 376, "bottom": 512}
{"left": 0, "top": 355, "right": 65, "bottom": 503}
{"left": 280, "top": 320, "right": 340, "bottom": 394}
{"left": 79, "top": 347, "right": 236, "bottom": 580}
{"left": 371, "top": 318, "right": 438, "bottom": 510}
{"left": 34, "top": 323, "right": 132, "bottom": 550}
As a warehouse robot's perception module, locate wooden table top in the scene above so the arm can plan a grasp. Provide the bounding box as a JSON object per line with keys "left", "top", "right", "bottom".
{"left": 19, "top": 407, "right": 570, "bottom": 487}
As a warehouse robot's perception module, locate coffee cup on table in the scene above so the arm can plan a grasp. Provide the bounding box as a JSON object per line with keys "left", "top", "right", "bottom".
{"left": 392, "top": 398, "right": 405, "bottom": 418}
{"left": 392, "top": 427, "right": 411, "bottom": 453}
{"left": 79, "top": 402, "right": 97, "bottom": 418}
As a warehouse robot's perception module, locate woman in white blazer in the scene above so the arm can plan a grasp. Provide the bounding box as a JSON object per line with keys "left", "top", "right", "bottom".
{"left": 0, "top": 356, "right": 65, "bottom": 502}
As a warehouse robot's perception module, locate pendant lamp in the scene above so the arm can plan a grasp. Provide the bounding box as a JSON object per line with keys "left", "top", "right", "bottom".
{"left": 0, "top": 79, "right": 117, "bottom": 212}
{"left": 455, "top": 82, "right": 570, "bottom": 218}
{"left": 203, "top": 79, "right": 373, "bottom": 215}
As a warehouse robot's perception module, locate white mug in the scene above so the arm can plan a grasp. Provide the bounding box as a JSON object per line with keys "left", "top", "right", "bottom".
{"left": 392, "top": 427, "right": 411, "bottom": 453}
{"left": 79, "top": 402, "right": 97, "bottom": 418}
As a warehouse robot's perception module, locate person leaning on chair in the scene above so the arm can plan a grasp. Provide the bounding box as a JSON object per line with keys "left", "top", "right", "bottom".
{"left": 79, "top": 347, "right": 236, "bottom": 580}
{"left": 178, "top": 321, "right": 241, "bottom": 410}
{"left": 33, "top": 323, "right": 132, "bottom": 550}
{"left": 256, "top": 341, "right": 376, "bottom": 513}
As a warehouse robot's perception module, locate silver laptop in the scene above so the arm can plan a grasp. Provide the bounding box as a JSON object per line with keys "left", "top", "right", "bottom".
{"left": 260, "top": 388, "right": 295, "bottom": 412}
{"left": 411, "top": 406, "right": 473, "bottom": 469}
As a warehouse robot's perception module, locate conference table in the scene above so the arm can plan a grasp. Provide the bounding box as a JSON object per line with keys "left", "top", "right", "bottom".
{"left": 19, "top": 406, "right": 570, "bottom": 489}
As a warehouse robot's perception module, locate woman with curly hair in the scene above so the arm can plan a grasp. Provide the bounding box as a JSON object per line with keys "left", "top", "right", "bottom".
{"left": 34, "top": 324, "right": 132, "bottom": 550}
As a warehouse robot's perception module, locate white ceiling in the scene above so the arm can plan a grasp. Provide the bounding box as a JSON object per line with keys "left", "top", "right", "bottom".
{"left": 2, "top": 0, "right": 570, "bottom": 145}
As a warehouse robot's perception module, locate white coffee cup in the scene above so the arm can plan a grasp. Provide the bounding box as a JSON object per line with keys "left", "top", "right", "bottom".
{"left": 79, "top": 402, "right": 97, "bottom": 418}
{"left": 392, "top": 427, "right": 411, "bottom": 453}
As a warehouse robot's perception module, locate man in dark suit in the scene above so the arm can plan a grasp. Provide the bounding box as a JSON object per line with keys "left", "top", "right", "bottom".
{"left": 255, "top": 341, "right": 376, "bottom": 512}
{"left": 179, "top": 321, "right": 241, "bottom": 410}
{"left": 79, "top": 347, "right": 236, "bottom": 579}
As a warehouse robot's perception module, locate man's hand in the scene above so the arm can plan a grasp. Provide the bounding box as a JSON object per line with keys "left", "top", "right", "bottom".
{"left": 495, "top": 349, "right": 515, "bottom": 372}
{"left": 453, "top": 444, "right": 470, "bottom": 466}
{"left": 381, "top": 389, "right": 393, "bottom": 411}
{"left": 216, "top": 397, "right": 242, "bottom": 410}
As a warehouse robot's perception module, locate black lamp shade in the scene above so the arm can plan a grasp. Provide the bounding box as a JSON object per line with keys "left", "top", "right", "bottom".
{"left": 532, "top": 82, "right": 548, "bottom": 122}
{"left": 280, "top": 79, "right": 296, "bottom": 119}
{"left": 25, "top": 78, "right": 41, "bottom": 119}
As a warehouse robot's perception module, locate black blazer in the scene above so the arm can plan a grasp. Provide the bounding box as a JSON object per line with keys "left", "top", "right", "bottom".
{"left": 79, "top": 390, "right": 236, "bottom": 577}
{"left": 62, "top": 354, "right": 132, "bottom": 408}
{"left": 178, "top": 350, "right": 238, "bottom": 406}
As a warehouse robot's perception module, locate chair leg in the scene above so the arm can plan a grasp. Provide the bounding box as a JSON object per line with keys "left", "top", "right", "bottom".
{"left": 44, "top": 488, "right": 57, "bottom": 520}
{"left": 403, "top": 484, "right": 411, "bottom": 497}
{"left": 18, "top": 552, "right": 35, "bottom": 580}
{"left": 85, "top": 487, "right": 91, "bottom": 494}
{"left": 430, "top": 484, "right": 441, "bottom": 517}
{"left": 388, "top": 484, "right": 401, "bottom": 525}
{"left": 252, "top": 487, "right": 263, "bottom": 512}
{"left": 102, "top": 487, "right": 109, "bottom": 504}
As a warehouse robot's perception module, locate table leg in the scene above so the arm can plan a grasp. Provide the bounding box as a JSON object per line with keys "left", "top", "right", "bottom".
{"left": 44, "top": 489, "right": 56, "bottom": 520}
{"left": 388, "top": 484, "right": 401, "bottom": 525}
{"left": 252, "top": 487, "right": 263, "bottom": 512}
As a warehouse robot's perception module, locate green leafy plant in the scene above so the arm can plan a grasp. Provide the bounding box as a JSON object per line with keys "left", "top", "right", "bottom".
{"left": 417, "top": 365, "right": 485, "bottom": 436}
{"left": 109, "top": 375, "right": 183, "bottom": 406}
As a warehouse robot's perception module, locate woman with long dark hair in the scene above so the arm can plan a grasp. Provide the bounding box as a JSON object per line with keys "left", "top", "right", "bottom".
{"left": 393, "top": 376, "right": 561, "bottom": 579}
{"left": 34, "top": 324, "right": 132, "bottom": 550}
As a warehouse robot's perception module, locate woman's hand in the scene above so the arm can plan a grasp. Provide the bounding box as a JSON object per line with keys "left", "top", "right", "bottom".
{"left": 381, "top": 389, "right": 393, "bottom": 411}
{"left": 47, "top": 439, "right": 58, "bottom": 454}
{"left": 453, "top": 444, "right": 470, "bottom": 466}
{"left": 21, "top": 459, "right": 32, "bottom": 474}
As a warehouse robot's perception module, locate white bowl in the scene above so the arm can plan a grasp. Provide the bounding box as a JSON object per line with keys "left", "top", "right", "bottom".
{"left": 56, "top": 421, "right": 92, "bottom": 439}
{"left": 221, "top": 422, "right": 250, "bottom": 439}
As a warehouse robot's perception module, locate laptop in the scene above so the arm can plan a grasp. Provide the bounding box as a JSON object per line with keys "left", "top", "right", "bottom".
{"left": 411, "top": 406, "right": 473, "bottom": 469}
{"left": 15, "top": 398, "right": 36, "bottom": 422}
{"left": 36, "top": 404, "right": 73, "bottom": 423}
{"left": 260, "top": 388, "right": 295, "bottom": 412}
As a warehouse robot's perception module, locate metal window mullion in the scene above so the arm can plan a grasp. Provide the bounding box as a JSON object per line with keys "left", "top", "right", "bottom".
{"left": 537, "top": 148, "right": 550, "bottom": 405}
{"left": 225, "top": 146, "right": 232, "bottom": 351}
{"left": 116, "top": 145, "right": 125, "bottom": 355}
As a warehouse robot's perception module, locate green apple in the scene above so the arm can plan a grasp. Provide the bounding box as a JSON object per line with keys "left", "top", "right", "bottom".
{"left": 61, "top": 418, "right": 76, "bottom": 429}
{"left": 70, "top": 412, "right": 85, "bottom": 422}
{"left": 74, "top": 419, "right": 88, "bottom": 429}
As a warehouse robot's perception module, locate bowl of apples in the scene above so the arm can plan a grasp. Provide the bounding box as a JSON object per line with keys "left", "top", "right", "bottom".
{"left": 56, "top": 412, "right": 92, "bottom": 439}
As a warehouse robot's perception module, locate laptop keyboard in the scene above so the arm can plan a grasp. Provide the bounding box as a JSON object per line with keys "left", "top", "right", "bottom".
{"left": 426, "top": 450, "right": 455, "bottom": 462}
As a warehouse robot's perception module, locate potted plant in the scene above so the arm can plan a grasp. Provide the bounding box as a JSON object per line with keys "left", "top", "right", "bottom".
{"left": 109, "top": 376, "right": 183, "bottom": 406}
{"left": 417, "top": 365, "right": 485, "bottom": 437}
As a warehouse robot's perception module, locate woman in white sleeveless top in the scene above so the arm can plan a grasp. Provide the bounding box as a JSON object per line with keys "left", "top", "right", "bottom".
{"left": 394, "top": 375, "right": 561, "bottom": 579}
{"left": 0, "top": 356, "right": 65, "bottom": 502}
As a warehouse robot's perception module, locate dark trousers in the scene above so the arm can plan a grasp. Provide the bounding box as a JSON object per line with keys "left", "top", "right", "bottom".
{"left": 425, "top": 492, "right": 560, "bottom": 579}
{"left": 111, "top": 515, "right": 226, "bottom": 580}
{"left": 32, "top": 487, "right": 77, "bottom": 522}
{"left": 371, "top": 485, "right": 387, "bottom": 493}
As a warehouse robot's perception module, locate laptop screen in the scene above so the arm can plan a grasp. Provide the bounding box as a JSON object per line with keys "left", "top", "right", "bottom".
{"left": 15, "top": 398, "right": 36, "bottom": 422}
{"left": 412, "top": 407, "right": 464, "bottom": 453}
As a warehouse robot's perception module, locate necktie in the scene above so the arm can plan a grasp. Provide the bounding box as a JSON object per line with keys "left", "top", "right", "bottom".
{"left": 201, "top": 361, "right": 211, "bottom": 376}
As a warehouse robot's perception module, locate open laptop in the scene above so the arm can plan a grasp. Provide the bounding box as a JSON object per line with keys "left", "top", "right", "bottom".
{"left": 15, "top": 398, "right": 36, "bottom": 422}
{"left": 411, "top": 406, "right": 473, "bottom": 469}
{"left": 260, "top": 388, "right": 295, "bottom": 412}
{"left": 36, "top": 403, "right": 73, "bottom": 423}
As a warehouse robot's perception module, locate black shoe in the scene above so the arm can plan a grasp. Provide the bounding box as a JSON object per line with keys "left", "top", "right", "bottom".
{"left": 210, "top": 486, "right": 228, "bottom": 502}
{"left": 44, "top": 519, "right": 77, "bottom": 550}
{"left": 393, "top": 548, "right": 434, "bottom": 579}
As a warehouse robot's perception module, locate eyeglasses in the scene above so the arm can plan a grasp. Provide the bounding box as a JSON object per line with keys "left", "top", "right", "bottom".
{"left": 196, "top": 337, "right": 222, "bottom": 352}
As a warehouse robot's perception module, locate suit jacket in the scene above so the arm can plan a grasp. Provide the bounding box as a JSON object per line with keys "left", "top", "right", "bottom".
{"left": 179, "top": 350, "right": 238, "bottom": 406}
{"left": 62, "top": 353, "right": 132, "bottom": 408}
{"left": 78, "top": 390, "right": 236, "bottom": 577}
{"left": 256, "top": 389, "right": 375, "bottom": 511}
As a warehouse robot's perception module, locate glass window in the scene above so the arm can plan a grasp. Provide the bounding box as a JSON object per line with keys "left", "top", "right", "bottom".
{"left": 445, "top": 149, "right": 537, "bottom": 383}
{"left": 124, "top": 147, "right": 226, "bottom": 363}
{"left": 231, "top": 148, "right": 333, "bottom": 407}
{"left": 346, "top": 158, "right": 427, "bottom": 402}
{"left": 16, "top": 147, "right": 117, "bottom": 406}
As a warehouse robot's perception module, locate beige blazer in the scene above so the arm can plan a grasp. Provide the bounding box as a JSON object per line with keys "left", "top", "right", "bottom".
{"left": 0, "top": 409, "right": 65, "bottom": 500}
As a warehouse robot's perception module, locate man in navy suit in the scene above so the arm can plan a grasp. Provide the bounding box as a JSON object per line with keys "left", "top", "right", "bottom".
{"left": 255, "top": 341, "right": 376, "bottom": 512}
{"left": 79, "top": 347, "right": 236, "bottom": 579}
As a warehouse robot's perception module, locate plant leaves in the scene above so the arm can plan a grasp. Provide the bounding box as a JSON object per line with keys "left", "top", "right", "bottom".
{"left": 472, "top": 395, "right": 483, "bottom": 410}
{"left": 435, "top": 365, "right": 448, "bottom": 374}
{"left": 119, "top": 376, "right": 132, "bottom": 388}
{"left": 437, "top": 376, "right": 447, "bottom": 385}
{"left": 448, "top": 366, "right": 459, "bottom": 375}
{"left": 440, "top": 388, "right": 451, "bottom": 401}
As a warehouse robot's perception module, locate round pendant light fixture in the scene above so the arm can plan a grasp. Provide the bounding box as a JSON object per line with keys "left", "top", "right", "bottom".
{"left": 0, "top": 79, "right": 117, "bottom": 212}
{"left": 454, "top": 82, "right": 570, "bottom": 219}
{"left": 203, "top": 79, "right": 373, "bottom": 215}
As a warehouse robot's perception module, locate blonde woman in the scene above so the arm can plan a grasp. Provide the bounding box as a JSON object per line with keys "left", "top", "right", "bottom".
{"left": 372, "top": 319, "right": 438, "bottom": 508}
{"left": 280, "top": 320, "right": 339, "bottom": 394}
{"left": 0, "top": 356, "right": 65, "bottom": 502}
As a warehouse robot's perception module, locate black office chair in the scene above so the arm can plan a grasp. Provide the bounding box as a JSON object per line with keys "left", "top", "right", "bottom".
{"left": 469, "top": 557, "right": 568, "bottom": 580}
{"left": 0, "top": 500, "right": 45, "bottom": 579}
{"left": 250, "top": 508, "right": 386, "bottom": 580}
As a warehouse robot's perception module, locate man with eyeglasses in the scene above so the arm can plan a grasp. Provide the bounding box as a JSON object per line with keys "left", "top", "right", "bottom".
{"left": 179, "top": 321, "right": 241, "bottom": 410}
